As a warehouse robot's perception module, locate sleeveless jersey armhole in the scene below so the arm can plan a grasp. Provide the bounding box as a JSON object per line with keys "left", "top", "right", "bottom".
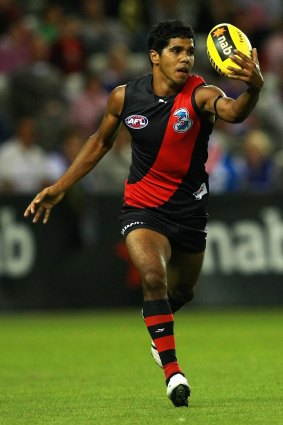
{"left": 191, "top": 82, "right": 206, "bottom": 119}
{"left": 120, "top": 83, "right": 130, "bottom": 118}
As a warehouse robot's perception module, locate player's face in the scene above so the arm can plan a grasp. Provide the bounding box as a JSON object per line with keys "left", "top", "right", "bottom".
{"left": 157, "top": 38, "right": 195, "bottom": 86}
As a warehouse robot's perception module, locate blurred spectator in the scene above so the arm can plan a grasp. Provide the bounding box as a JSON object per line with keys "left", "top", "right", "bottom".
{"left": 7, "top": 33, "right": 68, "bottom": 151}
{"left": 79, "top": 0, "right": 127, "bottom": 55}
{"left": 0, "top": 15, "right": 32, "bottom": 74}
{"left": 235, "top": 1, "right": 283, "bottom": 40}
{"left": 147, "top": 0, "right": 197, "bottom": 27}
{"left": 261, "top": 19, "right": 283, "bottom": 72}
{"left": 70, "top": 71, "right": 108, "bottom": 137}
{"left": 255, "top": 51, "right": 283, "bottom": 145}
{"left": 0, "top": 116, "right": 57, "bottom": 193}
{"left": 48, "top": 125, "right": 94, "bottom": 244}
{"left": 0, "top": 72, "right": 13, "bottom": 143}
{"left": 89, "top": 124, "right": 131, "bottom": 193}
{"left": 0, "top": 111, "right": 12, "bottom": 143}
{"left": 44, "top": 0, "right": 81, "bottom": 16}
{"left": 101, "top": 43, "right": 134, "bottom": 93}
{"left": 49, "top": 14, "right": 86, "bottom": 74}
{"left": 0, "top": 0, "right": 22, "bottom": 36}
{"left": 194, "top": 0, "right": 236, "bottom": 34}
{"left": 8, "top": 33, "right": 65, "bottom": 119}
{"left": 118, "top": 0, "right": 149, "bottom": 52}
{"left": 37, "top": 3, "right": 64, "bottom": 45}
{"left": 235, "top": 129, "right": 280, "bottom": 192}
{"left": 206, "top": 130, "right": 240, "bottom": 193}
{"left": 48, "top": 126, "right": 84, "bottom": 179}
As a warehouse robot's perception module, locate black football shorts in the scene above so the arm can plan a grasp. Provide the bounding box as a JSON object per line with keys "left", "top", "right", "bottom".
{"left": 119, "top": 207, "right": 208, "bottom": 253}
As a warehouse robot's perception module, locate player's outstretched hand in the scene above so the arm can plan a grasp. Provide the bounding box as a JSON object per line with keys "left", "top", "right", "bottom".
{"left": 24, "top": 186, "right": 65, "bottom": 224}
{"left": 227, "top": 48, "right": 264, "bottom": 91}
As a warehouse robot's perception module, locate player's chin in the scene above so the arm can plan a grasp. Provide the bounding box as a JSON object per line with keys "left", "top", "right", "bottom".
{"left": 174, "top": 71, "right": 189, "bottom": 84}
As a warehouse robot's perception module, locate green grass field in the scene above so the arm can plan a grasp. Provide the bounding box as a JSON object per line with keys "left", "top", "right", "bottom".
{"left": 0, "top": 308, "right": 282, "bottom": 425}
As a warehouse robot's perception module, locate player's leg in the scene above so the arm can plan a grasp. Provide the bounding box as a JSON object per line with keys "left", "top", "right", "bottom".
{"left": 126, "top": 228, "right": 190, "bottom": 406}
{"left": 151, "top": 249, "right": 204, "bottom": 369}
{"left": 167, "top": 249, "right": 205, "bottom": 313}
{"left": 125, "top": 227, "right": 171, "bottom": 300}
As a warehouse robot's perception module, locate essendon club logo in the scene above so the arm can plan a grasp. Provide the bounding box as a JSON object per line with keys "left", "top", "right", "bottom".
{"left": 125, "top": 115, "right": 148, "bottom": 129}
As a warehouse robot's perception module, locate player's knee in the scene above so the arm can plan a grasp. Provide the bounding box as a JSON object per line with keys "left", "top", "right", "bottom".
{"left": 142, "top": 269, "right": 167, "bottom": 297}
{"left": 173, "top": 286, "right": 195, "bottom": 305}
{"left": 184, "top": 288, "right": 195, "bottom": 303}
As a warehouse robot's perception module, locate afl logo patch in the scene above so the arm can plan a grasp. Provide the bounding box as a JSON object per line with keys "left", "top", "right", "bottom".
{"left": 173, "top": 108, "right": 193, "bottom": 133}
{"left": 125, "top": 115, "right": 148, "bottom": 129}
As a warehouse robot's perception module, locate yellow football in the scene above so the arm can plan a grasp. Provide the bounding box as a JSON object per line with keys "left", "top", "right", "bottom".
{"left": 207, "top": 23, "right": 252, "bottom": 76}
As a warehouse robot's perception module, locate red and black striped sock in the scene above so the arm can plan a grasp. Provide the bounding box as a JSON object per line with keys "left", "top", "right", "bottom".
{"left": 143, "top": 299, "right": 183, "bottom": 382}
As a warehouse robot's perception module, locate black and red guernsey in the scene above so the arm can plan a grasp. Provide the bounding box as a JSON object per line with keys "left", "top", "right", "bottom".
{"left": 120, "top": 73, "right": 214, "bottom": 220}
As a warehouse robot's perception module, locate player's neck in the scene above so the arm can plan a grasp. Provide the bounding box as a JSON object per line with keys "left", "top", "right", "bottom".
{"left": 152, "top": 73, "right": 182, "bottom": 97}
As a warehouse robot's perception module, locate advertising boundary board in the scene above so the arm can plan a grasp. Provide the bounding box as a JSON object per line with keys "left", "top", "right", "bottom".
{"left": 0, "top": 193, "right": 282, "bottom": 309}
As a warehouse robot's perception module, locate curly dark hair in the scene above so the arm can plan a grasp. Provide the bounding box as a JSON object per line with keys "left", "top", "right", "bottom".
{"left": 148, "top": 19, "right": 195, "bottom": 54}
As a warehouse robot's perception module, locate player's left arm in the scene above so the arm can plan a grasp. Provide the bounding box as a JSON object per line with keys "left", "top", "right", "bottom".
{"left": 197, "top": 48, "right": 264, "bottom": 123}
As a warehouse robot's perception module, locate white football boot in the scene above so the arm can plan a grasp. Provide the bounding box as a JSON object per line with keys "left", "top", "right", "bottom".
{"left": 166, "top": 373, "right": 191, "bottom": 407}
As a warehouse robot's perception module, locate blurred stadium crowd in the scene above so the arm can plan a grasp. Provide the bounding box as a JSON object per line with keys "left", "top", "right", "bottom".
{"left": 0, "top": 0, "right": 283, "bottom": 194}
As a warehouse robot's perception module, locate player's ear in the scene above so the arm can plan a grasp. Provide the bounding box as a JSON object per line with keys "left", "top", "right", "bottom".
{"left": 149, "top": 49, "right": 159, "bottom": 65}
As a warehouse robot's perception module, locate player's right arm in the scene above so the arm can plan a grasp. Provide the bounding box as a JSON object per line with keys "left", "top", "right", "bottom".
{"left": 24, "top": 85, "right": 126, "bottom": 224}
